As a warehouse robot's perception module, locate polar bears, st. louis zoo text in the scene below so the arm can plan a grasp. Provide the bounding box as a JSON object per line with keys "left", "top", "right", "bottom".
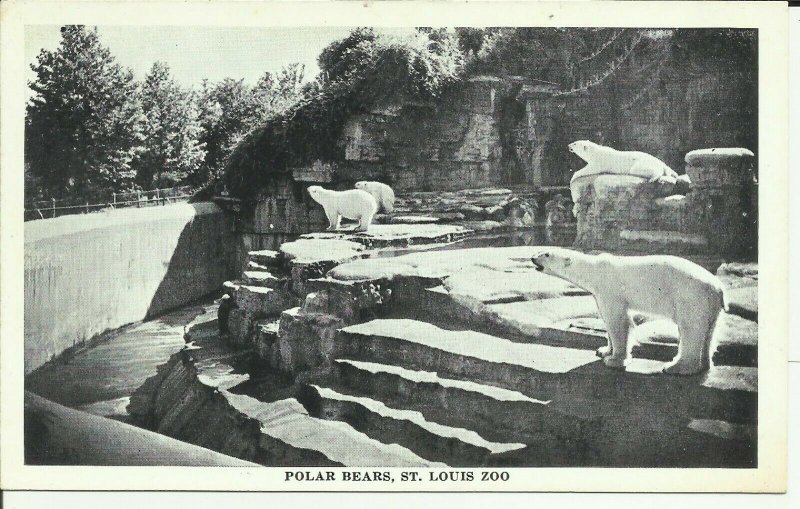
{"left": 532, "top": 247, "right": 727, "bottom": 375}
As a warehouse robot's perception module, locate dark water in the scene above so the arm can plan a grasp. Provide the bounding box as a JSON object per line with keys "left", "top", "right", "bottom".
{"left": 434, "top": 226, "right": 577, "bottom": 250}
{"left": 368, "top": 225, "right": 576, "bottom": 259}
{"left": 370, "top": 225, "right": 725, "bottom": 273}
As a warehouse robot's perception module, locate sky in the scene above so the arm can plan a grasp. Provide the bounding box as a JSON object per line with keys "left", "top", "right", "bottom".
{"left": 24, "top": 25, "right": 382, "bottom": 90}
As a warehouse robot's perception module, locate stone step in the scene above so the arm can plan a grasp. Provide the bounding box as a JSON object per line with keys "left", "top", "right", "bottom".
{"left": 247, "top": 249, "right": 281, "bottom": 267}
{"left": 296, "top": 383, "right": 525, "bottom": 466}
{"left": 247, "top": 260, "right": 270, "bottom": 271}
{"left": 222, "top": 392, "right": 446, "bottom": 468}
{"left": 132, "top": 319, "right": 442, "bottom": 467}
{"left": 222, "top": 280, "right": 242, "bottom": 296}
{"left": 327, "top": 359, "right": 601, "bottom": 447}
{"left": 335, "top": 319, "right": 757, "bottom": 425}
{"left": 336, "top": 318, "right": 600, "bottom": 398}
{"left": 242, "top": 270, "right": 285, "bottom": 288}
{"left": 412, "top": 287, "right": 756, "bottom": 367}
{"left": 233, "top": 284, "right": 295, "bottom": 316}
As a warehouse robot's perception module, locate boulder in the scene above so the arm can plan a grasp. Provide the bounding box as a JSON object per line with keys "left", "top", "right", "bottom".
{"left": 234, "top": 285, "right": 294, "bottom": 316}
{"left": 485, "top": 205, "right": 506, "bottom": 222}
{"left": 459, "top": 204, "right": 487, "bottom": 220}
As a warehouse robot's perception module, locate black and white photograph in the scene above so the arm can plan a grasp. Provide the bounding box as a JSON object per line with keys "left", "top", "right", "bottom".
{"left": 0, "top": 0, "right": 789, "bottom": 494}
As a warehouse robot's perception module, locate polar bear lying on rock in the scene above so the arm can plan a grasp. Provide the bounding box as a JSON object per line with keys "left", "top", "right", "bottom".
{"left": 355, "top": 181, "right": 395, "bottom": 214}
{"left": 568, "top": 140, "right": 691, "bottom": 216}
{"left": 531, "top": 247, "right": 727, "bottom": 375}
{"left": 308, "top": 185, "right": 378, "bottom": 232}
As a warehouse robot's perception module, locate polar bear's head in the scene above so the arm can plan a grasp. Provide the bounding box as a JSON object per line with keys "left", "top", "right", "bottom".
{"left": 354, "top": 181, "right": 367, "bottom": 190}
{"left": 531, "top": 247, "right": 577, "bottom": 277}
{"left": 568, "top": 140, "right": 600, "bottom": 162}
{"left": 307, "top": 185, "right": 325, "bottom": 204}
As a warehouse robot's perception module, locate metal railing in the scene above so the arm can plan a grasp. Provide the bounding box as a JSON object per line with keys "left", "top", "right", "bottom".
{"left": 25, "top": 186, "right": 195, "bottom": 221}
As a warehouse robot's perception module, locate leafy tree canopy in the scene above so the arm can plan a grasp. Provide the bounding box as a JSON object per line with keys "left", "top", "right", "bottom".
{"left": 137, "top": 61, "right": 205, "bottom": 188}
{"left": 26, "top": 26, "right": 146, "bottom": 199}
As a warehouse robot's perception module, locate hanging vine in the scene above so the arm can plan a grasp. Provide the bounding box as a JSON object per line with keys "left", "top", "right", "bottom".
{"left": 553, "top": 30, "right": 646, "bottom": 97}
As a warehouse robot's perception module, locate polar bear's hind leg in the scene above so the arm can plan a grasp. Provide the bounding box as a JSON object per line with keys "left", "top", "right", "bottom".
{"left": 355, "top": 209, "right": 375, "bottom": 232}
{"left": 663, "top": 301, "right": 718, "bottom": 375}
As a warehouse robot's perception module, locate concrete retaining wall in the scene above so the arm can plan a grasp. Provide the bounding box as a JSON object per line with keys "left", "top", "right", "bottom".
{"left": 24, "top": 202, "right": 235, "bottom": 374}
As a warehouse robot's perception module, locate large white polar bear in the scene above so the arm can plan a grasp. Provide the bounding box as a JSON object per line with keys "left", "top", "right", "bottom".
{"left": 355, "top": 181, "right": 395, "bottom": 214}
{"left": 531, "top": 247, "right": 727, "bottom": 375}
{"left": 568, "top": 140, "right": 690, "bottom": 215}
{"left": 308, "top": 185, "right": 378, "bottom": 232}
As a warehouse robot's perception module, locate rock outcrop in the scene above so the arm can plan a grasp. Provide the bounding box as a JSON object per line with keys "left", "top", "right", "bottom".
{"left": 572, "top": 148, "right": 756, "bottom": 257}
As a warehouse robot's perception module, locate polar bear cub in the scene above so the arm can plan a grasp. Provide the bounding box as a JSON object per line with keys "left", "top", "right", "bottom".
{"left": 568, "top": 140, "right": 689, "bottom": 215}
{"left": 307, "top": 185, "right": 378, "bottom": 232}
{"left": 355, "top": 181, "right": 395, "bottom": 214}
{"left": 531, "top": 247, "right": 727, "bottom": 375}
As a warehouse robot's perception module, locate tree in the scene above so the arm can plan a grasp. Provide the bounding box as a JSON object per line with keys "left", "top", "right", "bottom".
{"left": 252, "top": 63, "right": 306, "bottom": 120}
{"left": 26, "top": 25, "right": 146, "bottom": 198}
{"left": 197, "top": 65, "right": 306, "bottom": 185}
{"left": 136, "top": 61, "right": 205, "bottom": 188}
{"left": 197, "top": 78, "right": 259, "bottom": 183}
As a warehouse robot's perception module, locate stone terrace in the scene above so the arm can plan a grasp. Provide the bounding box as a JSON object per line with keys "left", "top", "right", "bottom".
{"left": 128, "top": 224, "right": 757, "bottom": 467}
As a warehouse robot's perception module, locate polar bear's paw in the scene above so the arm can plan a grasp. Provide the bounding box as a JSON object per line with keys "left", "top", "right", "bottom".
{"left": 596, "top": 345, "right": 613, "bottom": 358}
{"left": 602, "top": 356, "right": 628, "bottom": 370}
{"left": 662, "top": 359, "right": 703, "bottom": 376}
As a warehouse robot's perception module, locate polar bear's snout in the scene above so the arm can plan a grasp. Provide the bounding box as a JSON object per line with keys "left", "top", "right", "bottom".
{"left": 532, "top": 249, "right": 574, "bottom": 275}
{"left": 531, "top": 251, "right": 554, "bottom": 273}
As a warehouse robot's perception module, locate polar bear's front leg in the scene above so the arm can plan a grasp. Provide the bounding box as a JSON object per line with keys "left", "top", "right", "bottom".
{"left": 324, "top": 207, "right": 341, "bottom": 231}
{"left": 595, "top": 297, "right": 631, "bottom": 370}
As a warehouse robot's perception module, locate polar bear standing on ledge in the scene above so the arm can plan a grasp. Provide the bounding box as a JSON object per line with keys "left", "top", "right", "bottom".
{"left": 531, "top": 248, "right": 727, "bottom": 375}
{"left": 355, "top": 181, "right": 395, "bottom": 214}
{"left": 568, "top": 140, "right": 689, "bottom": 216}
{"left": 307, "top": 185, "right": 378, "bottom": 232}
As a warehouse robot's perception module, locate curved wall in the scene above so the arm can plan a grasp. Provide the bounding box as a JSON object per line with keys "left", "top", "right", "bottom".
{"left": 24, "top": 202, "right": 234, "bottom": 373}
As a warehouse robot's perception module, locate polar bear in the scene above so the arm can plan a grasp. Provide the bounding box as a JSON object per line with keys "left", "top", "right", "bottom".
{"left": 355, "top": 181, "right": 395, "bottom": 214}
{"left": 568, "top": 140, "right": 690, "bottom": 216}
{"left": 307, "top": 185, "right": 378, "bottom": 232}
{"left": 531, "top": 247, "right": 727, "bottom": 375}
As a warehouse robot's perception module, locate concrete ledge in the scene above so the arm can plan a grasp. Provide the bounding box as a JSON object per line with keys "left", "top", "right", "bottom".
{"left": 25, "top": 392, "right": 257, "bottom": 466}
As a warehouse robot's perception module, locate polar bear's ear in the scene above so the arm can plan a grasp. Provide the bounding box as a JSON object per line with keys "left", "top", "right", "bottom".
{"left": 563, "top": 256, "right": 572, "bottom": 267}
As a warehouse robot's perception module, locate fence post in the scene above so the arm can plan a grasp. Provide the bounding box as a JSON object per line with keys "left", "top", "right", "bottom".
{"left": 85, "top": 201, "right": 89, "bottom": 214}
{"left": 155, "top": 188, "right": 160, "bottom": 205}
{"left": 51, "top": 198, "right": 56, "bottom": 218}
{"left": 137, "top": 190, "right": 141, "bottom": 208}
{"left": 113, "top": 192, "right": 116, "bottom": 208}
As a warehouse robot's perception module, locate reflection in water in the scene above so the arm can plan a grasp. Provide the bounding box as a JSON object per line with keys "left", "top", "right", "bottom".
{"left": 434, "top": 225, "right": 577, "bottom": 251}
